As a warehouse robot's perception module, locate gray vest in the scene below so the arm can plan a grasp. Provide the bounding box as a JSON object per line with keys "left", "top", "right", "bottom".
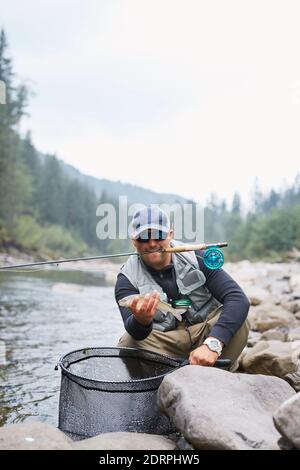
{"left": 120, "top": 240, "right": 222, "bottom": 332}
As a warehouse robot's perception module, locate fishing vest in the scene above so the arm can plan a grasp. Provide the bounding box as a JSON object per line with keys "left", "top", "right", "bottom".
{"left": 120, "top": 239, "right": 222, "bottom": 332}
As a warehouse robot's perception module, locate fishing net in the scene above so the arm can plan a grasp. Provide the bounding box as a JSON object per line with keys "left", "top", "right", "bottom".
{"left": 57, "top": 347, "right": 184, "bottom": 440}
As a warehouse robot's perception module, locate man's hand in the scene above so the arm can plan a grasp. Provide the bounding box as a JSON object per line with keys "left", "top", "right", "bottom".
{"left": 189, "top": 344, "right": 219, "bottom": 366}
{"left": 128, "top": 291, "right": 160, "bottom": 326}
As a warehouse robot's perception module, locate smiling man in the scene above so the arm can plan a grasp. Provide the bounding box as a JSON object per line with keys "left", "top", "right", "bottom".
{"left": 115, "top": 206, "right": 250, "bottom": 371}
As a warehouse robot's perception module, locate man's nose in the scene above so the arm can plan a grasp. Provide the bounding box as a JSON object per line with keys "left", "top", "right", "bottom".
{"left": 148, "top": 239, "right": 158, "bottom": 249}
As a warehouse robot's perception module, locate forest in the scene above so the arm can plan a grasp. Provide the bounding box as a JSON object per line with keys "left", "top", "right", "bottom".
{"left": 0, "top": 29, "right": 299, "bottom": 261}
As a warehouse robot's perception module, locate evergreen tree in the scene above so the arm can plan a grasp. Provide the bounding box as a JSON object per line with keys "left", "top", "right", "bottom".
{"left": 0, "top": 29, "right": 32, "bottom": 232}
{"left": 231, "top": 192, "right": 241, "bottom": 215}
{"left": 38, "top": 155, "right": 66, "bottom": 226}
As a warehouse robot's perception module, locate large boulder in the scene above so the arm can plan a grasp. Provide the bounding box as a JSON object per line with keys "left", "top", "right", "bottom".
{"left": 248, "top": 304, "right": 296, "bottom": 332}
{"left": 273, "top": 392, "right": 300, "bottom": 449}
{"left": 74, "top": 432, "right": 176, "bottom": 450}
{"left": 241, "top": 340, "right": 300, "bottom": 377}
{"left": 158, "top": 366, "right": 294, "bottom": 450}
{"left": 0, "top": 421, "right": 73, "bottom": 450}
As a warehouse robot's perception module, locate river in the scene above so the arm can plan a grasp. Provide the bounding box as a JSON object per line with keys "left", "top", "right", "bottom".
{"left": 0, "top": 270, "right": 124, "bottom": 428}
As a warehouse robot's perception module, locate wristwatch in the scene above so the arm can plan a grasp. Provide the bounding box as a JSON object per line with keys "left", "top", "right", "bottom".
{"left": 203, "top": 338, "right": 223, "bottom": 357}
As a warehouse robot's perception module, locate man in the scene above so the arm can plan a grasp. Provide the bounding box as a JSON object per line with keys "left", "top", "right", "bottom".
{"left": 115, "top": 206, "right": 250, "bottom": 371}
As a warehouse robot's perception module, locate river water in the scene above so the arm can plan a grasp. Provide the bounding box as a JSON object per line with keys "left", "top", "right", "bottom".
{"left": 0, "top": 270, "right": 124, "bottom": 427}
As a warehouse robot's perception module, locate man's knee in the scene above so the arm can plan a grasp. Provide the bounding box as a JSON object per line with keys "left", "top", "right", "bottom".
{"left": 117, "top": 332, "right": 137, "bottom": 348}
{"left": 220, "top": 318, "right": 250, "bottom": 370}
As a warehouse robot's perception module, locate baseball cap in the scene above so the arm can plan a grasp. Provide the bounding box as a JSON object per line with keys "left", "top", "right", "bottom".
{"left": 129, "top": 206, "right": 170, "bottom": 240}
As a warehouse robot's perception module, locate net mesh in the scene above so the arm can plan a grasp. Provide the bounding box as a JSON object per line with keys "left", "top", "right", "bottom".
{"left": 58, "top": 347, "right": 183, "bottom": 439}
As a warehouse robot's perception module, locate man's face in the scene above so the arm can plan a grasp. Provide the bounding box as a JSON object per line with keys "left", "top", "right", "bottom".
{"left": 133, "top": 229, "right": 173, "bottom": 269}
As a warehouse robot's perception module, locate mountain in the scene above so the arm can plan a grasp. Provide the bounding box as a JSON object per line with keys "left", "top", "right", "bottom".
{"left": 38, "top": 152, "right": 191, "bottom": 205}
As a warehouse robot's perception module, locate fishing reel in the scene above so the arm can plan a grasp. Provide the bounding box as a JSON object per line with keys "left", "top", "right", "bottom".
{"left": 164, "top": 242, "right": 227, "bottom": 270}
{"left": 202, "top": 246, "right": 225, "bottom": 270}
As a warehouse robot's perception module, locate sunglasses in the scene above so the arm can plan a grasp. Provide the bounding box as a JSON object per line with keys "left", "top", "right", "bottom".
{"left": 136, "top": 231, "right": 167, "bottom": 243}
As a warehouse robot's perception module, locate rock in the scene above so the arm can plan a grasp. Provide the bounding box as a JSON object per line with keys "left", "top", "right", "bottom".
{"left": 280, "top": 300, "right": 300, "bottom": 314}
{"left": 158, "top": 366, "right": 294, "bottom": 450}
{"left": 273, "top": 392, "right": 300, "bottom": 449}
{"left": 284, "top": 362, "right": 300, "bottom": 392}
{"left": 244, "top": 286, "right": 271, "bottom": 306}
{"left": 73, "top": 432, "right": 176, "bottom": 450}
{"left": 236, "top": 347, "right": 250, "bottom": 371}
{"left": 277, "top": 436, "right": 296, "bottom": 450}
{"left": 247, "top": 331, "right": 262, "bottom": 347}
{"left": 267, "top": 279, "right": 291, "bottom": 297}
{"left": 290, "top": 274, "right": 300, "bottom": 292}
{"left": 241, "top": 340, "right": 300, "bottom": 378}
{"left": 248, "top": 304, "right": 296, "bottom": 332}
{"left": 0, "top": 421, "right": 73, "bottom": 450}
{"left": 286, "top": 327, "right": 300, "bottom": 342}
{"left": 261, "top": 329, "right": 287, "bottom": 342}
{"left": 175, "top": 436, "right": 195, "bottom": 450}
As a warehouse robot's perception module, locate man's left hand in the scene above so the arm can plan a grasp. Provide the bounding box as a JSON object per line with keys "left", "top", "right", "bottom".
{"left": 189, "top": 344, "right": 219, "bottom": 366}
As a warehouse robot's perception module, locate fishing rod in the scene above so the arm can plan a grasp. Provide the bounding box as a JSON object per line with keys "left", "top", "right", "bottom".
{"left": 0, "top": 242, "right": 227, "bottom": 271}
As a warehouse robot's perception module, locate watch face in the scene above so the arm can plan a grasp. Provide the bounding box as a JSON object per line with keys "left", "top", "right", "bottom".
{"left": 206, "top": 339, "right": 221, "bottom": 353}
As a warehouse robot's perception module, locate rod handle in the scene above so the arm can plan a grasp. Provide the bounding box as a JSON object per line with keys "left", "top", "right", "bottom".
{"left": 164, "top": 242, "right": 228, "bottom": 253}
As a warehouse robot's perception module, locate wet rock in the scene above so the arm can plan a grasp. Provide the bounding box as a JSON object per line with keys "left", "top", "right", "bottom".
{"left": 248, "top": 304, "right": 296, "bottom": 332}
{"left": 273, "top": 392, "right": 300, "bottom": 449}
{"left": 73, "top": 432, "right": 176, "bottom": 450}
{"left": 0, "top": 421, "right": 73, "bottom": 450}
{"left": 241, "top": 340, "right": 300, "bottom": 378}
{"left": 158, "top": 366, "right": 294, "bottom": 450}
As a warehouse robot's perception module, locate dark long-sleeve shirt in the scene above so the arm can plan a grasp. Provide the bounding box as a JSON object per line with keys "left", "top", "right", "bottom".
{"left": 115, "top": 250, "right": 250, "bottom": 346}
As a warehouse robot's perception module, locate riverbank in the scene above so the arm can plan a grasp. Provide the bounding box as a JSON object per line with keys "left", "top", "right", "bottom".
{"left": 1, "top": 258, "right": 300, "bottom": 449}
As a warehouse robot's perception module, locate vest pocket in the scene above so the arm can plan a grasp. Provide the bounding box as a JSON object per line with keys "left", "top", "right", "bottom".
{"left": 177, "top": 268, "right": 206, "bottom": 294}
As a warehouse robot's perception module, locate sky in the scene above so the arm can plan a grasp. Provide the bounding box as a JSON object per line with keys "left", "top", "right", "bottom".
{"left": 1, "top": 0, "right": 300, "bottom": 207}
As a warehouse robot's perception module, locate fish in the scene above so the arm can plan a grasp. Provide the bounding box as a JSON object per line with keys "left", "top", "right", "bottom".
{"left": 118, "top": 294, "right": 188, "bottom": 322}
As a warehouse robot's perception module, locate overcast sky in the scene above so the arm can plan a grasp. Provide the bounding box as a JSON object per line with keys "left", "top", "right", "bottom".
{"left": 1, "top": 0, "right": 300, "bottom": 207}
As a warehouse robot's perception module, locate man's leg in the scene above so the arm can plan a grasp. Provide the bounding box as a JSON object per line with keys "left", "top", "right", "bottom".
{"left": 189, "top": 307, "right": 250, "bottom": 372}
{"left": 117, "top": 323, "right": 192, "bottom": 359}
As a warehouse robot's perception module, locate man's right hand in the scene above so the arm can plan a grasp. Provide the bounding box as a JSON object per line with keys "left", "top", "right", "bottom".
{"left": 129, "top": 291, "right": 160, "bottom": 326}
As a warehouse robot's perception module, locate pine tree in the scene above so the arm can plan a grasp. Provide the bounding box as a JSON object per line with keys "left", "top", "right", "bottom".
{"left": 0, "top": 29, "right": 32, "bottom": 232}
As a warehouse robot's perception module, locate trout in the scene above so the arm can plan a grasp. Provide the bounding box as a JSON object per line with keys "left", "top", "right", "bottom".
{"left": 118, "top": 294, "right": 188, "bottom": 322}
